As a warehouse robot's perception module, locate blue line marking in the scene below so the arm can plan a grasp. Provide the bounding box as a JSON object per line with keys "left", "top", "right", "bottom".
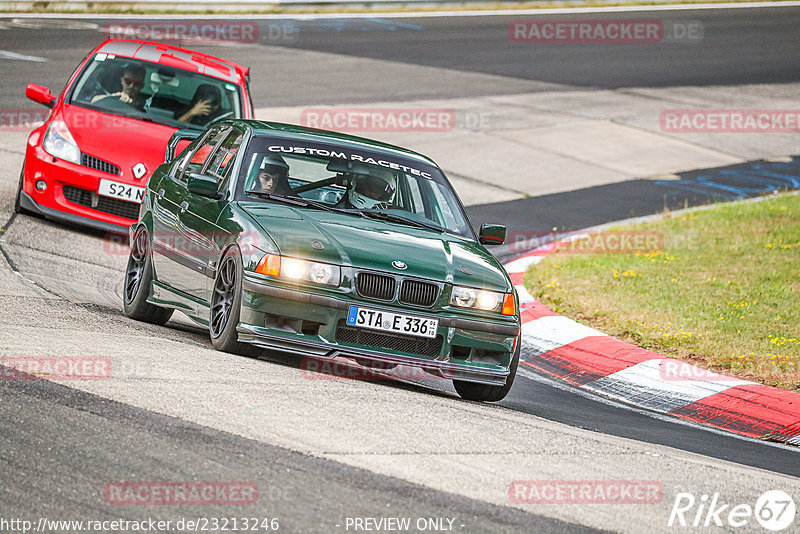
{"left": 655, "top": 157, "right": 800, "bottom": 200}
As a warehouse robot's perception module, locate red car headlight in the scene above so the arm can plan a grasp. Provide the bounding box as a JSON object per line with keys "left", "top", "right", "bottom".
{"left": 43, "top": 120, "right": 80, "bottom": 164}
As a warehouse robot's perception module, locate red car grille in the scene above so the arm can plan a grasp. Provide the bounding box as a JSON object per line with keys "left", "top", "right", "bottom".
{"left": 62, "top": 185, "right": 140, "bottom": 221}
{"left": 81, "top": 153, "right": 121, "bottom": 176}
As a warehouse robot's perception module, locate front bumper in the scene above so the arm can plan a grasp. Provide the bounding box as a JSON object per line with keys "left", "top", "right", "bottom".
{"left": 22, "top": 143, "right": 139, "bottom": 233}
{"left": 19, "top": 190, "right": 129, "bottom": 234}
{"left": 239, "top": 275, "right": 520, "bottom": 386}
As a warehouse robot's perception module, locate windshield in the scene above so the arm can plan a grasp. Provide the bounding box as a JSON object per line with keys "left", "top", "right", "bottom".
{"left": 236, "top": 138, "right": 474, "bottom": 238}
{"left": 69, "top": 54, "right": 243, "bottom": 130}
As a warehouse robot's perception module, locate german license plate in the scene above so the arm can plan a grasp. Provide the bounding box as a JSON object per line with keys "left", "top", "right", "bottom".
{"left": 347, "top": 306, "right": 438, "bottom": 339}
{"left": 98, "top": 179, "right": 145, "bottom": 204}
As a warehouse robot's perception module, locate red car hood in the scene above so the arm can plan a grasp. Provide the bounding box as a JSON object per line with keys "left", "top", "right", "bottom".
{"left": 62, "top": 104, "right": 179, "bottom": 183}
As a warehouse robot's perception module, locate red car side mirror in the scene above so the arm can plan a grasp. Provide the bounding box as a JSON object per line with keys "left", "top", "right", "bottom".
{"left": 26, "top": 84, "right": 55, "bottom": 108}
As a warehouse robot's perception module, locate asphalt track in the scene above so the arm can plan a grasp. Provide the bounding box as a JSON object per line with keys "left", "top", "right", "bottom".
{"left": 1, "top": 6, "right": 800, "bottom": 532}
{"left": 0, "top": 368, "right": 587, "bottom": 533}
{"left": 2, "top": 5, "right": 800, "bottom": 106}
{"left": 467, "top": 156, "right": 800, "bottom": 246}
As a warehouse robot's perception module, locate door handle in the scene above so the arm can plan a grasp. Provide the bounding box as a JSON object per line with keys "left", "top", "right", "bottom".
{"left": 179, "top": 201, "right": 189, "bottom": 212}
{"left": 157, "top": 188, "right": 165, "bottom": 199}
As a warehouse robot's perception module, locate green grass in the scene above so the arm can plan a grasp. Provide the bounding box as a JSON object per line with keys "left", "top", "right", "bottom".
{"left": 524, "top": 192, "right": 800, "bottom": 391}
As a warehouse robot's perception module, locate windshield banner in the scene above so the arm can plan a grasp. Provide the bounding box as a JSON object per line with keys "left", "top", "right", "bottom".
{"left": 265, "top": 144, "right": 434, "bottom": 179}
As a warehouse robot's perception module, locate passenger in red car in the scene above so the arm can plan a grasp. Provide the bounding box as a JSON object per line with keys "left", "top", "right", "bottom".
{"left": 177, "top": 84, "right": 223, "bottom": 125}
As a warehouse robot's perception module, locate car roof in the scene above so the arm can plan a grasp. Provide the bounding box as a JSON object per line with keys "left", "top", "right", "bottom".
{"left": 94, "top": 39, "right": 248, "bottom": 85}
{"left": 235, "top": 120, "right": 440, "bottom": 169}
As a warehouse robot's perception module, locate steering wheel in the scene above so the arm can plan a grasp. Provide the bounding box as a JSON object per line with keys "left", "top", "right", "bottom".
{"left": 94, "top": 79, "right": 110, "bottom": 96}
{"left": 207, "top": 111, "right": 234, "bottom": 126}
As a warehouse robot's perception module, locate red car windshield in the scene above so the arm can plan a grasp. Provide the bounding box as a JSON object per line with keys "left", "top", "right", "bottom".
{"left": 69, "top": 54, "right": 243, "bottom": 130}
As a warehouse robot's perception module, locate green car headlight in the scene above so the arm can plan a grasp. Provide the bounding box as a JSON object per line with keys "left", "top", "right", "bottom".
{"left": 450, "top": 285, "right": 516, "bottom": 316}
{"left": 255, "top": 254, "right": 340, "bottom": 287}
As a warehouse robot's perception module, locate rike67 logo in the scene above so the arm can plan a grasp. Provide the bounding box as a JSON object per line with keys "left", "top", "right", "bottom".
{"left": 668, "top": 490, "right": 796, "bottom": 531}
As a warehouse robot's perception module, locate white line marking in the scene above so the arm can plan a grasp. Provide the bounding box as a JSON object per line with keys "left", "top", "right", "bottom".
{"left": 504, "top": 254, "right": 543, "bottom": 274}
{"left": 3, "top": 2, "right": 798, "bottom": 20}
{"left": 515, "top": 284, "right": 536, "bottom": 305}
{"left": 522, "top": 315, "right": 604, "bottom": 348}
{"left": 10, "top": 18, "right": 98, "bottom": 30}
{"left": 0, "top": 50, "right": 47, "bottom": 62}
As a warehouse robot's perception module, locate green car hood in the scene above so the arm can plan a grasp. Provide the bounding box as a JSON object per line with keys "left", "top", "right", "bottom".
{"left": 238, "top": 203, "right": 510, "bottom": 292}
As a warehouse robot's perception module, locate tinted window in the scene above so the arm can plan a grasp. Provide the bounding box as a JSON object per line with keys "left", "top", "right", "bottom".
{"left": 236, "top": 137, "right": 474, "bottom": 238}
{"left": 179, "top": 128, "right": 229, "bottom": 181}
{"left": 70, "top": 54, "right": 243, "bottom": 130}
{"left": 208, "top": 131, "right": 244, "bottom": 191}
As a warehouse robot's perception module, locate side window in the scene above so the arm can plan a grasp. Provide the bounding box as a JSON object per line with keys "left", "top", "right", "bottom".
{"left": 429, "top": 182, "right": 463, "bottom": 233}
{"left": 405, "top": 177, "right": 426, "bottom": 215}
{"left": 173, "top": 134, "right": 206, "bottom": 180}
{"left": 178, "top": 128, "right": 228, "bottom": 182}
{"left": 207, "top": 131, "right": 244, "bottom": 191}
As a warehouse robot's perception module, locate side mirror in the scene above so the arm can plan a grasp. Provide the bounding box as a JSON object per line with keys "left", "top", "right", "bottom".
{"left": 26, "top": 84, "right": 55, "bottom": 108}
{"left": 166, "top": 128, "right": 202, "bottom": 162}
{"left": 187, "top": 173, "right": 222, "bottom": 200}
{"left": 479, "top": 223, "right": 506, "bottom": 246}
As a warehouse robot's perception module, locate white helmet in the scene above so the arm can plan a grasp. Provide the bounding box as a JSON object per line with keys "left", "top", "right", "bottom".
{"left": 348, "top": 170, "right": 396, "bottom": 209}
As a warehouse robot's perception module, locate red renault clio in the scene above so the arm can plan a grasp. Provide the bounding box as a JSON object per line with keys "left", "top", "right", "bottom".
{"left": 15, "top": 39, "right": 254, "bottom": 232}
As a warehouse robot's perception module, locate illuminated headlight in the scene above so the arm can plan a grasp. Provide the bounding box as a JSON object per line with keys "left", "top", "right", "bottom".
{"left": 283, "top": 258, "right": 306, "bottom": 280}
{"left": 255, "top": 254, "right": 340, "bottom": 287}
{"left": 450, "top": 285, "right": 516, "bottom": 316}
{"left": 43, "top": 120, "right": 80, "bottom": 164}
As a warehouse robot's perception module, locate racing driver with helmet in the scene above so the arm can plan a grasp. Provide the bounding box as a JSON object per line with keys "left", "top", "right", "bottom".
{"left": 338, "top": 167, "right": 397, "bottom": 210}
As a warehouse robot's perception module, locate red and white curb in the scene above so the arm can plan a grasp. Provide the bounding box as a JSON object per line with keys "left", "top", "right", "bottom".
{"left": 503, "top": 247, "right": 800, "bottom": 446}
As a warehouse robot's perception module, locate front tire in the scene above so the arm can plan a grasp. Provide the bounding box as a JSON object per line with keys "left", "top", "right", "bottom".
{"left": 209, "top": 247, "right": 258, "bottom": 356}
{"left": 14, "top": 165, "right": 26, "bottom": 214}
{"left": 453, "top": 339, "right": 520, "bottom": 402}
{"left": 123, "top": 227, "right": 174, "bottom": 325}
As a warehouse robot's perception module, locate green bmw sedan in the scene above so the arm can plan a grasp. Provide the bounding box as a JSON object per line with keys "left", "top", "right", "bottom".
{"left": 124, "top": 120, "right": 521, "bottom": 401}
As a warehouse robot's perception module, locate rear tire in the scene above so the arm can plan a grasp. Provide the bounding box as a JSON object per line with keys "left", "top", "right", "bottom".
{"left": 123, "top": 226, "right": 174, "bottom": 325}
{"left": 210, "top": 247, "right": 259, "bottom": 356}
{"left": 453, "top": 339, "right": 520, "bottom": 402}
